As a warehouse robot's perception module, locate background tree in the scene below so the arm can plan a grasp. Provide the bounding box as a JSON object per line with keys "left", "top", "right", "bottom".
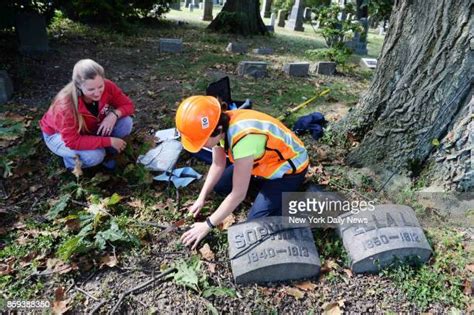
{"left": 207, "top": 0, "right": 267, "bottom": 35}
{"left": 337, "top": 0, "right": 473, "bottom": 191}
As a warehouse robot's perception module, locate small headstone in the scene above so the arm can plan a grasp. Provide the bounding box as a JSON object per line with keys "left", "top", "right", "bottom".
{"left": 252, "top": 47, "right": 274, "bottom": 55}
{"left": 283, "top": 62, "right": 310, "bottom": 77}
{"left": 260, "top": 0, "right": 272, "bottom": 18}
{"left": 0, "top": 71, "right": 14, "bottom": 104}
{"left": 303, "top": 7, "right": 312, "bottom": 21}
{"left": 199, "top": 2, "right": 204, "bottom": 9}
{"left": 360, "top": 58, "right": 377, "bottom": 70}
{"left": 312, "top": 61, "right": 336, "bottom": 75}
{"left": 202, "top": 0, "right": 213, "bottom": 20}
{"left": 337, "top": 204, "right": 433, "bottom": 274}
{"left": 237, "top": 61, "right": 268, "bottom": 78}
{"left": 228, "top": 216, "right": 321, "bottom": 284}
{"left": 277, "top": 10, "right": 286, "bottom": 27}
{"left": 15, "top": 12, "right": 49, "bottom": 54}
{"left": 191, "top": 0, "right": 199, "bottom": 8}
{"left": 184, "top": 0, "right": 192, "bottom": 7}
{"left": 159, "top": 38, "right": 183, "bottom": 53}
{"left": 285, "top": 0, "right": 304, "bottom": 32}
{"left": 188, "top": 3, "right": 194, "bottom": 11}
{"left": 270, "top": 13, "right": 276, "bottom": 27}
{"left": 226, "top": 42, "right": 247, "bottom": 54}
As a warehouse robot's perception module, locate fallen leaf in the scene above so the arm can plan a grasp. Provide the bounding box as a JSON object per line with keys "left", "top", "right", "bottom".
{"left": 294, "top": 281, "right": 317, "bottom": 291}
{"left": 464, "top": 279, "right": 473, "bottom": 296}
{"left": 65, "top": 218, "right": 81, "bottom": 232}
{"left": 52, "top": 287, "right": 70, "bottom": 315}
{"left": 285, "top": 287, "right": 305, "bottom": 300}
{"left": 72, "top": 155, "right": 83, "bottom": 178}
{"left": 322, "top": 300, "right": 345, "bottom": 315}
{"left": 343, "top": 269, "right": 353, "bottom": 278}
{"left": 46, "top": 258, "right": 78, "bottom": 274}
{"left": 199, "top": 243, "right": 215, "bottom": 261}
{"left": 218, "top": 213, "right": 236, "bottom": 230}
{"left": 205, "top": 262, "right": 216, "bottom": 274}
{"left": 29, "top": 184, "right": 43, "bottom": 193}
{"left": 466, "top": 264, "right": 474, "bottom": 273}
{"left": 321, "top": 259, "right": 339, "bottom": 273}
{"left": 100, "top": 255, "right": 118, "bottom": 268}
{"left": 0, "top": 257, "right": 14, "bottom": 275}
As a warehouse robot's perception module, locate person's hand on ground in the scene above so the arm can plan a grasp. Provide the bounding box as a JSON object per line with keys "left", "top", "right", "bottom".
{"left": 188, "top": 198, "right": 205, "bottom": 217}
{"left": 180, "top": 222, "right": 211, "bottom": 250}
{"left": 110, "top": 137, "right": 126, "bottom": 153}
{"left": 97, "top": 113, "right": 117, "bottom": 136}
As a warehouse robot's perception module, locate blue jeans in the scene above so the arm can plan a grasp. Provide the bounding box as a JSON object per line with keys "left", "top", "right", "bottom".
{"left": 42, "top": 116, "right": 133, "bottom": 169}
{"left": 214, "top": 165, "right": 307, "bottom": 221}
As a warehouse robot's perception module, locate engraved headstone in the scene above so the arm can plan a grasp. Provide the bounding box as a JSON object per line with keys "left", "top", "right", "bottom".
{"left": 312, "top": 61, "right": 336, "bottom": 75}
{"left": 261, "top": 0, "right": 273, "bottom": 18}
{"left": 237, "top": 61, "right": 268, "bottom": 78}
{"left": 228, "top": 216, "right": 321, "bottom": 284}
{"left": 159, "top": 38, "right": 183, "bottom": 53}
{"left": 285, "top": 0, "right": 304, "bottom": 32}
{"left": 252, "top": 47, "right": 274, "bottom": 55}
{"left": 202, "top": 0, "right": 213, "bottom": 20}
{"left": 283, "top": 62, "right": 310, "bottom": 77}
{"left": 0, "top": 71, "right": 13, "bottom": 105}
{"left": 337, "top": 204, "right": 432, "bottom": 273}
{"left": 226, "top": 42, "right": 248, "bottom": 54}
{"left": 360, "top": 58, "right": 377, "bottom": 70}
{"left": 277, "top": 10, "right": 286, "bottom": 27}
{"left": 15, "top": 12, "right": 49, "bottom": 54}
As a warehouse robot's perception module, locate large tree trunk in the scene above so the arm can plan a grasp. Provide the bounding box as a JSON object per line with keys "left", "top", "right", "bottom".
{"left": 337, "top": 0, "right": 473, "bottom": 191}
{"left": 207, "top": 0, "right": 268, "bottom": 35}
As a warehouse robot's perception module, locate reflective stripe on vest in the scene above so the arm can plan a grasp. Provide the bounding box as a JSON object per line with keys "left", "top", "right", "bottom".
{"left": 226, "top": 110, "right": 309, "bottom": 179}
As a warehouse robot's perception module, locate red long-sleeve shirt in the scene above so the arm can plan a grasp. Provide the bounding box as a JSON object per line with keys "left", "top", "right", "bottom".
{"left": 40, "top": 79, "right": 135, "bottom": 150}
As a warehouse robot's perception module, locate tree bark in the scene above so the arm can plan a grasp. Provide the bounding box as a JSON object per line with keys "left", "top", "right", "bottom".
{"left": 337, "top": 0, "right": 473, "bottom": 191}
{"left": 207, "top": 0, "right": 268, "bottom": 35}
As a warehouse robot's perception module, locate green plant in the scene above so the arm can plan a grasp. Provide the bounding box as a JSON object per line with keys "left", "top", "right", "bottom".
{"left": 305, "top": 47, "right": 352, "bottom": 66}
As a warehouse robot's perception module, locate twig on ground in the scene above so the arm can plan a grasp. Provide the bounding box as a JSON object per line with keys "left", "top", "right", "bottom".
{"left": 109, "top": 268, "right": 176, "bottom": 314}
{"left": 130, "top": 295, "right": 149, "bottom": 308}
{"left": 72, "top": 200, "right": 88, "bottom": 207}
{"left": 75, "top": 286, "right": 99, "bottom": 301}
{"left": 133, "top": 220, "right": 168, "bottom": 229}
{"left": 90, "top": 300, "right": 107, "bottom": 314}
{"left": 330, "top": 182, "right": 375, "bottom": 201}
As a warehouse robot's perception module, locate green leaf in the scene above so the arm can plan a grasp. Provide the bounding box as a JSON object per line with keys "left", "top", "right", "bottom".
{"left": 107, "top": 193, "right": 122, "bottom": 206}
{"left": 432, "top": 138, "right": 440, "bottom": 147}
{"left": 202, "top": 286, "right": 237, "bottom": 298}
{"left": 172, "top": 258, "right": 202, "bottom": 292}
{"left": 47, "top": 194, "right": 71, "bottom": 220}
{"left": 57, "top": 236, "right": 88, "bottom": 260}
{"left": 205, "top": 302, "right": 219, "bottom": 315}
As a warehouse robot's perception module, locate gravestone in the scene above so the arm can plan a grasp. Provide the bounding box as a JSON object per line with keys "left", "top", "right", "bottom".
{"left": 191, "top": 0, "right": 200, "bottom": 8}
{"left": 15, "top": 12, "right": 49, "bottom": 54}
{"left": 360, "top": 58, "right": 377, "bottom": 70}
{"left": 199, "top": 2, "right": 204, "bottom": 9}
{"left": 346, "top": 18, "right": 368, "bottom": 55}
{"left": 283, "top": 62, "right": 310, "bottom": 77}
{"left": 188, "top": 3, "right": 194, "bottom": 11}
{"left": 228, "top": 216, "right": 321, "bottom": 284}
{"left": 277, "top": 10, "right": 286, "bottom": 27}
{"left": 270, "top": 13, "right": 276, "bottom": 27}
{"left": 0, "top": 71, "right": 14, "bottom": 104}
{"left": 237, "top": 61, "right": 268, "bottom": 78}
{"left": 253, "top": 47, "right": 274, "bottom": 55}
{"left": 170, "top": 0, "right": 181, "bottom": 10}
{"left": 312, "top": 61, "right": 336, "bottom": 75}
{"left": 202, "top": 0, "right": 213, "bottom": 20}
{"left": 226, "top": 42, "right": 248, "bottom": 54}
{"left": 184, "top": 0, "right": 192, "bottom": 8}
{"left": 159, "top": 38, "right": 183, "bottom": 53}
{"left": 285, "top": 0, "right": 304, "bottom": 32}
{"left": 303, "top": 7, "right": 312, "bottom": 21}
{"left": 261, "top": 0, "right": 273, "bottom": 18}
{"left": 337, "top": 204, "right": 432, "bottom": 274}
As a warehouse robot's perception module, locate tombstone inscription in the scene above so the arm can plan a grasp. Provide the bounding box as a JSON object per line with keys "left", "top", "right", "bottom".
{"left": 228, "top": 216, "right": 321, "bottom": 284}
{"left": 337, "top": 204, "right": 432, "bottom": 273}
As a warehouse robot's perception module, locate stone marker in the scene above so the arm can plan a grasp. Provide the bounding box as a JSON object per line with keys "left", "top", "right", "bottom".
{"left": 345, "top": 18, "right": 369, "bottom": 55}
{"left": 360, "top": 58, "right": 377, "bottom": 70}
{"left": 191, "top": 0, "right": 199, "bottom": 8}
{"left": 184, "top": 0, "right": 192, "bottom": 8}
{"left": 277, "top": 10, "right": 286, "bottom": 27}
{"left": 188, "top": 3, "right": 194, "bottom": 11}
{"left": 252, "top": 47, "right": 274, "bottom": 55}
{"left": 283, "top": 62, "right": 310, "bottom": 77}
{"left": 199, "top": 2, "right": 204, "bottom": 9}
{"left": 226, "top": 42, "right": 247, "bottom": 54}
{"left": 270, "top": 13, "right": 276, "bottom": 26}
{"left": 312, "top": 61, "right": 336, "bottom": 75}
{"left": 159, "top": 38, "right": 183, "bottom": 53}
{"left": 15, "top": 12, "right": 49, "bottom": 54}
{"left": 202, "top": 0, "right": 213, "bottom": 20}
{"left": 0, "top": 71, "right": 13, "bottom": 104}
{"left": 337, "top": 204, "right": 433, "bottom": 274}
{"left": 228, "top": 216, "right": 321, "bottom": 284}
{"left": 285, "top": 0, "right": 304, "bottom": 32}
{"left": 303, "top": 7, "right": 312, "bottom": 21}
{"left": 237, "top": 61, "right": 268, "bottom": 78}
{"left": 260, "top": 0, "right": 272, "bottom": 18}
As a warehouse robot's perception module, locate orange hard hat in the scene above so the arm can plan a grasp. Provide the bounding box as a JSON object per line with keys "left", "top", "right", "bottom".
{"left": 175, "top": 95, "right": 221, "bottom": 153}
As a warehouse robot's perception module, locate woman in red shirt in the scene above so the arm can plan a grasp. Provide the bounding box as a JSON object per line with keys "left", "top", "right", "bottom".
{"left": 40, "top": 59, "right": 135, "bottom": 169}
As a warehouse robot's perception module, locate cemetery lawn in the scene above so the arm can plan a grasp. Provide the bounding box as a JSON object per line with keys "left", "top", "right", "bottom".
{"left": 0, "top": 12, "right": 471, "bottom": 314}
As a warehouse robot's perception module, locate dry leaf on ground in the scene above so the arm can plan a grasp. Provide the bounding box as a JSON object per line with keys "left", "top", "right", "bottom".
{"left": 285, "top": 287, "right": 305, "bottom": 300}
{"left": 0, "top": 257, "right": 15, "bottom": 275}
{"left": 72, "top": 155, "right": 83, "bottom": 178}
{"left": 218, "top": 213, "right": 236, "bottom": 230}
{"left": 294, "top": 281, "right": 317, "bottom": 291}
{"left": 52, "top": 287, "right": 70, "bottom": 315}
{"left": 199, "top": 243, "right": 215, "bottom": 261}
{"left": 100, "top": 255, "right": 118, "bottom": 268}
{"left": 322, "top": 300, "right": 345, "bottom": 315}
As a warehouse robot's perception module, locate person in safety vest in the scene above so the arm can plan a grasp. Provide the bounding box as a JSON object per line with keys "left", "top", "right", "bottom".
{"left": 177, "top": 95, "right": 309, "bottom": 249}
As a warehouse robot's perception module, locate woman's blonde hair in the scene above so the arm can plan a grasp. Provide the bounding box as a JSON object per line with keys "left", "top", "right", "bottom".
{"left": 51, "top": 59, "right": 105, "bottom": 132}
